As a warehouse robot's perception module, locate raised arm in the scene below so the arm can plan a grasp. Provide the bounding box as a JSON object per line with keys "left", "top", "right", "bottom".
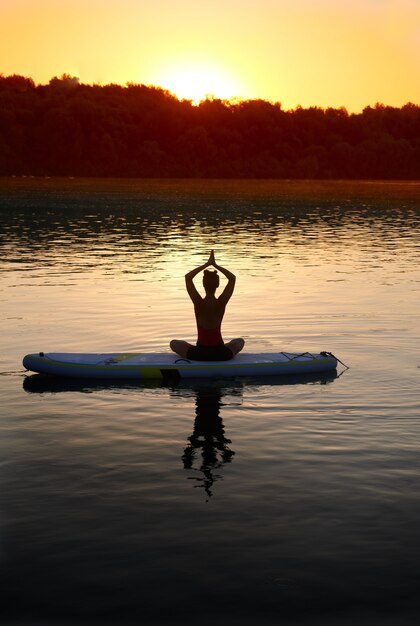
{"left": 185, "top": 253, "right": 212, "bottom": 304}
{"left": 212, "top": 254, "right": 236, "bottom": 306}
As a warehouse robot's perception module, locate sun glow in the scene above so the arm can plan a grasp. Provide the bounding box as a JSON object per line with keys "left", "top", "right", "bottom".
{"left": 156, "top": 64, "right": 242, "bottom": 104}
{"left": 0, "top": 0, "right": 419, "bottom": 113}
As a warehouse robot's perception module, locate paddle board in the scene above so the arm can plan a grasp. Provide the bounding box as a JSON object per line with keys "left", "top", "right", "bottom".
{"left": 23, "top": 350, "right": 338, "bottom": 380}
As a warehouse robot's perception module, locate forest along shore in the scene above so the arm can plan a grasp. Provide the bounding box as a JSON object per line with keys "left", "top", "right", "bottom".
{"left": 1, "top": 74, "right": 419, "bottom": 180}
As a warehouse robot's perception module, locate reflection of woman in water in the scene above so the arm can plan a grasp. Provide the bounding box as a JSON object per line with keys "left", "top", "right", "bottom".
{"left": 170, "top": 250, "right": 245, "bottom": 361}
{"left": 182, "top": 385, "right": 235, "bottom": 499}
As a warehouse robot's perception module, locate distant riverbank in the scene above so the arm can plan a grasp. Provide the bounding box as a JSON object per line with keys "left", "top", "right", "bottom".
{"left": 1, "top": 75, "right": 419, "bottom": 179}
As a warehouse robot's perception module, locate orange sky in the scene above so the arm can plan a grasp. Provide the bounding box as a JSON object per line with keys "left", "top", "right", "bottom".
{"left": 1, "top": 0, "right": 419, "bottom": 111}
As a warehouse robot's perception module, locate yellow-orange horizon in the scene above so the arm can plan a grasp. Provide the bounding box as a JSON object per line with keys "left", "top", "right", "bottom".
{"left": 1, "top": 0, "right": 419, "bottom": 113}
{"left": 4, "top": 73, "right": 419, "bottom": 115}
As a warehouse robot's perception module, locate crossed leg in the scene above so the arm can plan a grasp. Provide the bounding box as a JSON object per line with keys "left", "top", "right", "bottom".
{"left": 225, "top": 338, "right": 245, "bottom": 356}
{"left": 170, "top": 338, "right": 245, "bottom": 359}
{"left": 170, "top": 339, "right": 194, "bottom": 359}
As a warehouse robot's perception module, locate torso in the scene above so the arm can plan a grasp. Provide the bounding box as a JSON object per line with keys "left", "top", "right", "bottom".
{"left": 194, "top": 296, "right": 226, "bottom": 346}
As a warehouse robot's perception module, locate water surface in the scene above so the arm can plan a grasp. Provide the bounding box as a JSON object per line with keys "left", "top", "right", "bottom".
{"left": 0, "top": 178, "right": 419, "bottom": 624}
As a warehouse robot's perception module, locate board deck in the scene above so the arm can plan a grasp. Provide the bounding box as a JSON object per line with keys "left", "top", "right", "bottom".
{"left": 23, "top": 350, "right": 338, "bottom": 380}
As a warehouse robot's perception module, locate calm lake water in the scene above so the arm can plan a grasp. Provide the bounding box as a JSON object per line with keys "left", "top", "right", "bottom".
{"left": 1, "top": 178, "right": 419, "bottom": 625}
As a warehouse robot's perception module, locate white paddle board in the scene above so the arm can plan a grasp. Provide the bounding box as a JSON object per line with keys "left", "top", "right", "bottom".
{"left": 23, "top": 350, "right": 338, "bottom": 380}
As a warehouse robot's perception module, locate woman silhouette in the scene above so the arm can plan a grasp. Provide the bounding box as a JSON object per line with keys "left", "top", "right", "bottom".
{"left": 170, "top": 250, "right": 245, "bottom": 361}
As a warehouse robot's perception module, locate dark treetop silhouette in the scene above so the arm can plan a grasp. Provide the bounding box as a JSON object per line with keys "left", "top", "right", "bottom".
{"left": 1, "top": 74, "right": 419, "bottom": 179}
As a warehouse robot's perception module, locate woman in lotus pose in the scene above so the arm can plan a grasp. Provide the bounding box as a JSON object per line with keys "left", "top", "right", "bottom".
{"left": 170, "top": 251, "right": 245, "bottom": 361}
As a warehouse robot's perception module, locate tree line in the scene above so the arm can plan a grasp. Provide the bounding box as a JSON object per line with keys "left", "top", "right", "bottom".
{"left": 0, "top": 74, "right": 419, "bottom": 179}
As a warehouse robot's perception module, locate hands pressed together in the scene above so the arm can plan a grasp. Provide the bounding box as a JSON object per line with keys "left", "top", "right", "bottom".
{"left": 205, "top": 249, "right": 216, "bottom": 269}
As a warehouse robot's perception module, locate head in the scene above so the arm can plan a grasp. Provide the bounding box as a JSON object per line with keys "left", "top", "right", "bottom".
{"left": 203, "top": 269, "right": 219, "bottom": 294}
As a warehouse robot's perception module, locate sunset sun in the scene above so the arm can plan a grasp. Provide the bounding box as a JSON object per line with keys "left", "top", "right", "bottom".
{"left": 156, "top": 64, "right": 242, "bottom": 104}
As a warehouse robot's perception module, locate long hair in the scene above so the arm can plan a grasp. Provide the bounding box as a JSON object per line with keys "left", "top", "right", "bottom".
{"left": 203, "top": 269, "right": 219, "bottom": 293}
